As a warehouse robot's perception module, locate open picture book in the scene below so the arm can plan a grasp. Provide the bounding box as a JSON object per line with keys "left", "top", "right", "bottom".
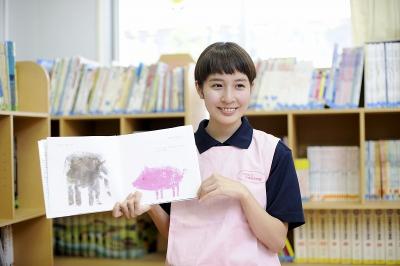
{"left": 38, "top": 125, "right": 202, "bottom": 218}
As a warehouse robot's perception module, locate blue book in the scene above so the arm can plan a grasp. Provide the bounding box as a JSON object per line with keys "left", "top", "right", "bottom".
{"left": 5, "top": 41, "right": 17, "bottom": 111}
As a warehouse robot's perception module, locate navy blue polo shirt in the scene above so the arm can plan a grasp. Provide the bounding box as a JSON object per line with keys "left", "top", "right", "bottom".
{"left": 161, "top": 117, "right": 305, "bottom": 230}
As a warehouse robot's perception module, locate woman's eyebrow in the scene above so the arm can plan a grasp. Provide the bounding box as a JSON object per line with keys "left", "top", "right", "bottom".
{"left": 208, "top": 78, "right": 224, "bottom": 82}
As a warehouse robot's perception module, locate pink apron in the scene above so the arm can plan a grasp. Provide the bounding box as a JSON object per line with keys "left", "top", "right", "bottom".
{"left": 167, "top": 130, "right": 280, "bottom": 266}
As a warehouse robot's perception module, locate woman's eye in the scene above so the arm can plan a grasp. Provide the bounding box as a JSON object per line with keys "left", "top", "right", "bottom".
{"left": 211, "top": 83, "right": 223, "bottom": 88}
{"left": 236, "top": 84, "right": 246, "bottom": 89}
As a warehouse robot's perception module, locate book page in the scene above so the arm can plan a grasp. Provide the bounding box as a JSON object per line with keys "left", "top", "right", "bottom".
{"left": 45, "top": 136, "right": 123, "bottom": 218}
{"left": 38, "top": 140, "right": 50, "bottom": 214}
{"left": 119, "top": 125, "right": 202, "bottom": 205}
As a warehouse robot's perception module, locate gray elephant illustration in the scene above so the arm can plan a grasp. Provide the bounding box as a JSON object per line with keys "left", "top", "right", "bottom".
{"left": 64, "top": 152, "right": 111, "bottom": 206}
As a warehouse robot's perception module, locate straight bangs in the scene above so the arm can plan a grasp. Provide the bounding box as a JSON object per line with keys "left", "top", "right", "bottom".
{"left": 195, "top": 42, "right": 256, "bottom": 87}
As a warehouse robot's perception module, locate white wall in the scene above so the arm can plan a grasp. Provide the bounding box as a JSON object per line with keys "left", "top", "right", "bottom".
{"left": 5, "top": 0, "right": 112, "bottom": 63}
{"left": 0, "top": 0, "right": 7, "bottom": 41}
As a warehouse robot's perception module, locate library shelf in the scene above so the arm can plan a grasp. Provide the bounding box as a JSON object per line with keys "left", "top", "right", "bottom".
{"left": 303, "top": 201, "right": 400, "bottom": 210}
{"left": 53, "top": 257, "right": 395, "bottom": 266}
{"left": 49, "top": 54, "right": 195, "bottom": 266}
{"left": 0, "top": 110, "right": 49, "bottom": 117}
{"left": 0, "top": 61, "right": 53, "bottom": 265}
{"left": 0, "top": 208, "right": 45, "bottom": 227}
{"left": 55, "top": 252, "right": 166, "bottom": 266}
{"left": 282, "top": 263, "right": 388, "bottom": 266}
{"left": 51, "top": 112, "right": 185, "bottom": 120}
{"left": 9, "top": 55, "right": 400, "bottom": 266}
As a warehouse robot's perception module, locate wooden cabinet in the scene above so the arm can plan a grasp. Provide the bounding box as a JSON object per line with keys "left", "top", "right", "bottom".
{"left": 0, "top": 62, "right": 53, "bottom": 266}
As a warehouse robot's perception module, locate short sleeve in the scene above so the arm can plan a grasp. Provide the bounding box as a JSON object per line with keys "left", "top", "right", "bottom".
{"left": 266, "top": 141, "right": 305, "bottom": 230}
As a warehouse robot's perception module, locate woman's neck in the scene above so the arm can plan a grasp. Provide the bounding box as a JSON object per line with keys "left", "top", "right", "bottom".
{"left": 205, "top": 118, "right": 242, "bottom": 143}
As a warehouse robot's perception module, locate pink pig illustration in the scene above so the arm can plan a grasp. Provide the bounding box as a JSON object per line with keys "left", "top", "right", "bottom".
{"left": 132, "top": 166, "right": 184, "bottom": 200}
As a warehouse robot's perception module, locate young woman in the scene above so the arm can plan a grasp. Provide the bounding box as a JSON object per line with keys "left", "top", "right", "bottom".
{"left": 113, "top": 42, "right": 304, "bottom": 265}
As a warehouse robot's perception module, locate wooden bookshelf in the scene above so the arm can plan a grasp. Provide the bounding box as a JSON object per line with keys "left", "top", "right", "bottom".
{"left": 7, "top": 57, "right": 399, "bottom": 265}
{"left": 247, "top": 108, "right": 400, "bottom": 208}
{"left": 51, "top": 94, "right": 399, "bottom": 265}
{"left": 55, "top": 252, "right": 166, "bottom": 266}
{"left": 51, "top": 55, "right": 195, "bottom": 266}
{"left": 0, "top": 62, "right": 52, "bottom": 265}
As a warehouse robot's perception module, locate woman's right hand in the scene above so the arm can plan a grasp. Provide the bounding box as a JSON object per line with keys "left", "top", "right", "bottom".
{"left": 112, "top": 191, "right": 151, "bottom": 219}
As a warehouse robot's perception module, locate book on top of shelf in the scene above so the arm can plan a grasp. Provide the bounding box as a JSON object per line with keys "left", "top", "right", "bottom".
{"left": 250, "top": 58, "right": 315, "bottom": 110}
{"left": 325, "top": 44, "right": 364, "bottom": 109}
{"left": 0, "top": 41, "right": 18, "bottom": 111}
{"left": 45, "top": 57, "right": 186, "bottom": 116}
{"left": 38, "top": 125, "right": 202, "bottom": 218}
{"left": 364, "top": 40, "right": 400, "bottom": 108}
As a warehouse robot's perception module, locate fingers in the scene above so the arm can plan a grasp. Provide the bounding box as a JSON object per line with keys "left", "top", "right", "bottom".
{"left": 201, "top": 174, "right": 217, "bottom": 187}
{"left": 134, "top": 191, "right": 142, "bottom": 205}
{"left": 113, "top": 191, "right": 148, "bottom": 219}
{"left": 120, "top": 198, "right": 131, "bottom": 219}
{"left": 199, "top": 189, "right": 219, "bottom": 203}
{"left": 112, "top": 202, "right": 123, "bottom": 218}
{"left": 133, "top": 191, "right": 151, "bottom": 215}
{"left": 127, "top": 193, "right": 136, "bottom": 218}
{"left": 198, "top": 181, "right": 218, "bottom": 200}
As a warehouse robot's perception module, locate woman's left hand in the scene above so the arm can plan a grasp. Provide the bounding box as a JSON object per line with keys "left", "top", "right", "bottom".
{"left": 198, "top": 173, "right": 249, "bottom": 202}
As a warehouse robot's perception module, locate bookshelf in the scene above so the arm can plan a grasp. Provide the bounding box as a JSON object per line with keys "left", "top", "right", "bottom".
{"left": 248, "top": 108, "right": 400, "bottom": 206}
{"left": 51, "top": 108, "right": 400, "bottom": 266}
{"left": 249, "top": 108, "right": 399, "bottom": 265}
{"left": 0, "top": 62, "right": 53, "bottom": 265}
{"left": 52, "top": 54, "right": 194, "bottom": 266}
{"left": 6, "top": 57, "right": 398, "bottom": 265}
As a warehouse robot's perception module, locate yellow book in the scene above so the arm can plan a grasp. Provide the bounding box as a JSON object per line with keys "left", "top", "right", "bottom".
{"left": 294, "top": 158, "right": 310, "bottom": 200}
{"left": 285, "top": 238, "right": 294, "bottom": 257}
{"left": 318, "top": 70, "right": 326, "bottom": 101}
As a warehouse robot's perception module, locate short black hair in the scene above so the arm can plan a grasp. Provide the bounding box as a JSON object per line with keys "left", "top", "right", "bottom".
{"left": 194, "top": 42, "right": 256, "bottom": 88}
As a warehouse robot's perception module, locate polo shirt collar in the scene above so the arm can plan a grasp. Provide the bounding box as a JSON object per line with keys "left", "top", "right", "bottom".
{"left": 194, "top": 116, "right": 253, "bottom": 154}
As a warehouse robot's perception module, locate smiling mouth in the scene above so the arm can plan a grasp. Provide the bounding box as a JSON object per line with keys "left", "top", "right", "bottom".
{"left": 218, "top": 107, "right": 238, "bottom": 114}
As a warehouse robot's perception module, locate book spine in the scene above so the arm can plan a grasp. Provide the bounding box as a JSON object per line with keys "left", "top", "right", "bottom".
{"left": 374, "top": 209, "right": 385, "bottom": 264}
{"left": 328, "top": 209, "right": 341, "bottom": 263}
{"left": 294, "top": 219, "right": 307, "bottom": 262}
{"left": 351, "top": 209, "right": 363, "bottom": 264}
{"left": 362, "top": 210, "right": 375, "bottom": 264}
{"left": 5, "top": 41, "right": 17, "bottom": 111}
{"left": 340, "top": 210, "right": 352, "bottom": 263}
{"left": 385, "top": 209, "right": 396, "bottom": 264}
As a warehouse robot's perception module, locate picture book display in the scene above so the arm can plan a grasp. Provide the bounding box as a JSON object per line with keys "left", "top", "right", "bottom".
{"left": 38, "top": 125, "right": 202, "bottom": 218}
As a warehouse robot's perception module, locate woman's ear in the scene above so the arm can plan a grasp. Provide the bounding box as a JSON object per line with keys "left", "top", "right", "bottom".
{"left": 195, "top": 81, "right": 204, "bottom": 99}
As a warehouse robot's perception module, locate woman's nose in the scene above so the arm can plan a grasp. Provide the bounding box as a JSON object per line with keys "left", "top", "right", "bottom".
{"left": 221, "top": 88, "right": 234, "bottom": 102}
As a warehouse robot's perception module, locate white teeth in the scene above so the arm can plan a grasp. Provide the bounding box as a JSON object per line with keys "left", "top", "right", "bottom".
{"left": 221, "top": 108, "right": 236, "bottom": 112}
